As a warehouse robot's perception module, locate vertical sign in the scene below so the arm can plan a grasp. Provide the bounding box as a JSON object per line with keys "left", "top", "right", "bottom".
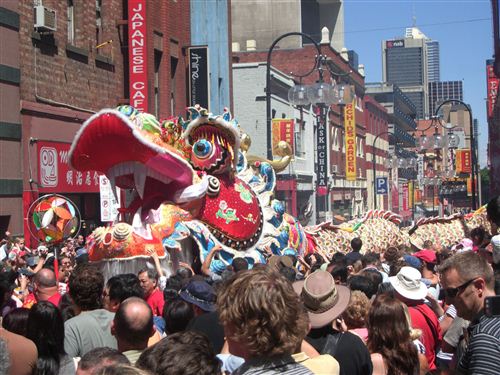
{"left": 128, "top": 0, "right": 148, "bottom": 112}
{"left": 316, "top": 106, "right": 328, "bottom": 195}
{"left": 409, "top": 181, "right": 414, "bottom": 208}
{"left": 99, "top": 176, "right": 121, "bottom": 222}
{"left": 344, "top": 100, "right": 356, "bottom": 181}
{"left": 487, "top": 60, "right": 499, "bottom": 118}
{"left": 272, "top": 119, "right": 294, "bottom": 157}
{"left": 188, "top": 46, "right": 210, "bottom": 109}
{"left": 455, "top": 149, "right": 471, "bottom": 174}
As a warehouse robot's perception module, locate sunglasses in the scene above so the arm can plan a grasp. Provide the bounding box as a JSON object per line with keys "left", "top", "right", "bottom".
{"left": 444, "top": 278, "right": 477, "bottom": 298}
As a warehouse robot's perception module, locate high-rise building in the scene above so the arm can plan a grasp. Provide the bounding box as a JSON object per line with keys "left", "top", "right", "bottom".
{"left": 428, "top": 81, "right": 463, "bottom": 116}
{"left": 382, "top": 27, "right": 439, "bottom": 119}
{"left": 426, "top": 40, "right": 440, "bottom": 83}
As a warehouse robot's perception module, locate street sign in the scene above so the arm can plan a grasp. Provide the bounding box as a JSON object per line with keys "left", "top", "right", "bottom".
{"left": 99, "top": 176, "right": 121, "bottom": 222}
{"left": 376, "top": 177, "right": 388, "bottom": 195}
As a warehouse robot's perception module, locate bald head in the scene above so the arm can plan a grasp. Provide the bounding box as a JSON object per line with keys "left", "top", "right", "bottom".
{"left": 113, "top": 297, "right": 154, "bottom": 349}
{"left": 35, "top": 268, "right": 57, "bottom": 288}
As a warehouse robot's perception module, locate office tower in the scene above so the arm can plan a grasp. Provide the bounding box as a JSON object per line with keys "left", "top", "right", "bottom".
{"left": 428, "top": 81, "right": 463, "bottom": 116}
{"left": 382, "top": 27, "right": 439, "bottom": 119}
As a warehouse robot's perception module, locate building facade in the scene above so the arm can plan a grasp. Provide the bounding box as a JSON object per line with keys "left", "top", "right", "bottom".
{"left": 365, "top": 83, "right": 417, "bottom": 220}
{"left": 364, "top": 95, "right": 390, "bottom": 211}
{"left": 232, "top": 62, "right": 316, "bottom": 224}
{"left": 231, "top": 0, "right": 345, "bottom": 55}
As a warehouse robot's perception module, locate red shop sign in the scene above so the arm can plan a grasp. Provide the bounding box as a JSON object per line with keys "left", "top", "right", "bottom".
{"left": 38, "top": 141, "right": 100, "bottom": 193}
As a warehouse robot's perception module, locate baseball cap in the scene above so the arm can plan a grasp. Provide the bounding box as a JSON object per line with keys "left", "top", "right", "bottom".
{"left": 413, "top": 249, "right": 437, "bottom": 264}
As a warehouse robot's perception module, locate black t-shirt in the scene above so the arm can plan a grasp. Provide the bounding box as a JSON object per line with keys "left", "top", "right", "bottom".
{"left": 306, "top": 326, "right": 373, "bottom": 375}
{"left": 186, "top": 311, "right": 225, "bottom": 353}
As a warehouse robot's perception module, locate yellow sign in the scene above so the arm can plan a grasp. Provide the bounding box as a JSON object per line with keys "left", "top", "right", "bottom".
{"left": 409, "top": 181, "right": 414, "bottom": 208}
{"left": 271, "top": 119, "right": 294, "bottom": 158}
{"left": 344, "top": 100, "right": 356, "bottom": 181}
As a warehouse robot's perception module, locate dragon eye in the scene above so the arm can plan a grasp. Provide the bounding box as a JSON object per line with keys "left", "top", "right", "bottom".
{"left": 192, "top": 139, "right": 213, "bottom": 159}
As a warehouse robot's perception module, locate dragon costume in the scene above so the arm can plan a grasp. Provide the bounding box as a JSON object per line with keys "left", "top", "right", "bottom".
{"left": 69, "top": 105, "right": 493, "bottom": 277}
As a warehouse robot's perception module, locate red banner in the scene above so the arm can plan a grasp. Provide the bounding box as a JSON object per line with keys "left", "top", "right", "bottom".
{"left": 128, "top": 0, "right": 148, "bottom": 112}
{"left": 402, "top": 183, "right": 409, "bottom": 211}
{"left": 487, "top": 61, "right": 499, "bottom": 118}
{"left": 455, "top": 149, "right": 471, "bottom": 174}
{"left": 392, "top": 181, "right": 399, "bottom": 212}
{"left": 38, "top": 141, "right": 100, "bottom": 193}
{"left": 272, "top": 119, "right": 294, "bottom": 157}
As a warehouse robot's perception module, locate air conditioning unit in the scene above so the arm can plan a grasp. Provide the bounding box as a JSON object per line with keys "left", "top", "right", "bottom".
{"left": 34, "top": 5, "right": 57, "bottom": 32}
{"left": 331, "top": 165, "right": 339, "bottom": 174}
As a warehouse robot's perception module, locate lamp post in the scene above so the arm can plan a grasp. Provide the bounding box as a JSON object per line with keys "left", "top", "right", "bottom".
{"left": 265, "top": 31, "right": 353, "bottom": 223}
{"left": 417, "top": 99, "right": 476, "bottom": 210}
{"left": 434, "top": 99, "right": 476, "bottom": 210}
{"left": 266, "top": 32, "right": 321, "bottom": 161}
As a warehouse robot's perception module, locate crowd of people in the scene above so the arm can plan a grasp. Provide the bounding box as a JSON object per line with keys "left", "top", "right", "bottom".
{"left": 1, "top": 197, "right": 500, "bottom": 375}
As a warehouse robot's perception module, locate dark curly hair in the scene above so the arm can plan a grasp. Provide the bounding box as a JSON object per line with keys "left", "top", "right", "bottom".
{"left": 136, "top": 331, "right": 220, "bottom": 375}
{"left": 217, "top": 268, "right": 308, "bottom": 358}
{"left": 68, "top": 263, "right": 104, "bottom": 310}
{"left": 367, "top": 294, "right": 419, "bottom": 375}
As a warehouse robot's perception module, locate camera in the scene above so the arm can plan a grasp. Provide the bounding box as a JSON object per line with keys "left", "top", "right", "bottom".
{"left": 484, "top": 296, "right": 500, "bottom": 317}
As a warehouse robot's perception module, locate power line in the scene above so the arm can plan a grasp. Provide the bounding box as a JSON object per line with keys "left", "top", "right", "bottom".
{"left": 343, "top": 17, "right": 490, "bottom": 35}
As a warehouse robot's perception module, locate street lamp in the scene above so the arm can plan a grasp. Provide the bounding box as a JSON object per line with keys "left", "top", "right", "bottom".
{"left": 372, "top": 131, "right": 393, "bottom": 210}
{"left": 417, "top": 99, "right": 476, "bottom": 210}
{"left": 265, "top": 31, "right": 353, "bottom": 222}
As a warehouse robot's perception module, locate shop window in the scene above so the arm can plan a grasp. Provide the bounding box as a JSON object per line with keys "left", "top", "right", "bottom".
{"left": 294, "top": 120, "right": 305, "bottom": 157}
{"left": 154, "top": 50, "right": 163, "bottom": 118}
{"left": 95, "top": 0, "right": 102, "bottom": 45}
{"left": 170, "top": 55, "right": 178, "bottom": 115}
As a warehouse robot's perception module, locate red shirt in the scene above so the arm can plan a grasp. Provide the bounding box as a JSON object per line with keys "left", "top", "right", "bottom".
{"left": 146, "top": 288, "right": 164, "bottom": 316}
{"left": 409, "top": 304, "right": 442, "bottom": 370}
{"left": 46, "top": 292, "right": 62, "bottom": 307}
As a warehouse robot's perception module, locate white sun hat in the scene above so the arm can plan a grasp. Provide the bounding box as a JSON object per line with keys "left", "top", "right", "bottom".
{"left": 389, "top": 266, "right": 428, "bottom": 301}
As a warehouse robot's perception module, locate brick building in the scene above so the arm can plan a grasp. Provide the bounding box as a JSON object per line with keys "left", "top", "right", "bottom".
{"left": 0, "top": 0, "right": 193, "bottom": 241}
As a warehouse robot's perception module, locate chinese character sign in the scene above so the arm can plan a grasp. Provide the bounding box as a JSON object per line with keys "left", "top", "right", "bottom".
{"left": 344, "top": 100, "right": 356, "bottom": 181}
{"left": 455, "top": 149, "right": 471, "bottom": 174}
{"left": 272, "top": 119, "right": 295, "bottom": 158}
{"left": 38, "top": 141, "right": 100, "bottom": 193}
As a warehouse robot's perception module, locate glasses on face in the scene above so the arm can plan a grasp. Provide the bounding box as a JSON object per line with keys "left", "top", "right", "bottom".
{"left": 444, "top": 278, "right": 477, "bottom": 298}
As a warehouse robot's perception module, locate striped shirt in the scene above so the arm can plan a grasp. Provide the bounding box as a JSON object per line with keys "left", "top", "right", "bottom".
{"left": 457, "top": 313, "right": 500, "bottom": 375}
{"left": 233, "top": 355, "right": 313, "bottom": 375}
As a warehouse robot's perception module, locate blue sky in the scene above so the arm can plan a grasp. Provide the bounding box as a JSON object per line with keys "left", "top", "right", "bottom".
{"left": 343, "top": 0, "right": 492, "bottom": 167}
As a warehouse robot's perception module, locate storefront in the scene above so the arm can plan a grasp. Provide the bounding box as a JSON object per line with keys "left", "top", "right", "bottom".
{"left": 21, "top": 102, "right": 104, "bottom": 248}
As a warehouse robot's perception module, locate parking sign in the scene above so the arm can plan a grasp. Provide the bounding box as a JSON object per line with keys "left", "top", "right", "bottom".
{"left": 376, "top": 177, "right": 388, "bottom": 194}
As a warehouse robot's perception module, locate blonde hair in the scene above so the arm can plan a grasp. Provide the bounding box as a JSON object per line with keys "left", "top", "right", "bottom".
{"left": 343, "top": 290, "right": 371, "bottom": 329}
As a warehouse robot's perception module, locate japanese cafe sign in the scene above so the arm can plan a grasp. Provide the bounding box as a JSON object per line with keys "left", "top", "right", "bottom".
{"left": 128, "top": 0, "right": 148, "bottom": 112}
